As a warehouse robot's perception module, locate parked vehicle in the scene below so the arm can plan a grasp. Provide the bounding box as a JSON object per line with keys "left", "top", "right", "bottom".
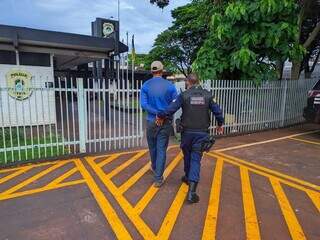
{"left": 303, "top": 79, "right": 320, "bottom": 123}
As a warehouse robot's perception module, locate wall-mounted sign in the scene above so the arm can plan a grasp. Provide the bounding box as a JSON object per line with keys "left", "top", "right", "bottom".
{"left": 102, "top": 22, "right": 115, "bottom": 37}
{"left": 6, "top": 69, "right": 32, "bottom": 100}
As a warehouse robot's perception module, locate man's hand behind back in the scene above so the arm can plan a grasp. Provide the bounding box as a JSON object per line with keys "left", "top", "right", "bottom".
{"left": 217, "top": 126, "right": 224, "bottom": 135}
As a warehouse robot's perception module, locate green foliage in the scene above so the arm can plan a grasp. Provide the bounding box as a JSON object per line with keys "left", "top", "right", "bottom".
{"left": 192, "top": 0, "right": 304, "bottom": 81}
{"left": 147, "top": 2, "right": 211, "bottom": 76}
{"left": 149, "top": 0, "right": 305, "bottom": 81}
{"left": 128, "top": 54, "right": 149, "bottom": 69}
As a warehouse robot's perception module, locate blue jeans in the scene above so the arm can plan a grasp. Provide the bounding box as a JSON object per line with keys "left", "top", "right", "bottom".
{"left": 146, "top": 121, "right": 171, "bottom": 181}
{"left": 180, "top": 131, "right": 209, "bottom": 182}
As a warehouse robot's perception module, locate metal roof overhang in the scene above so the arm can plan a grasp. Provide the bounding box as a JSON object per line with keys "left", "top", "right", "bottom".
{"left": 0, "top": 24, "right": 128, "bottom": 69}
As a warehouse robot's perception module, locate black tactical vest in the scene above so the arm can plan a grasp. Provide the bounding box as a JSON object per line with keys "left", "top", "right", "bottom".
{"left": 181, "top": 86, "right": 212, "bottom": 132}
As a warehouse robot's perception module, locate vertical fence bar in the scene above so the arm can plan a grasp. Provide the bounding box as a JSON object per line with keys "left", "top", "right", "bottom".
{"left": 98, "top": 78, "right": 102, "bottom": 151}
{"left": 40, "top": 79, "right": 47, "bottom": 158}
{"left": 6, "top": 86, "right": 14, "bottom": 161}
{"left": 46, "top": 84, "right": 54, "bottom": 157}
{"left": 21, "top": 89, "right": 28, "bottom": 160}
{"left": 27, "top": 87, "right": 35, "bottom": 159}
{"left": 77, "top": 78, "right": 86, "bottom": 153}
{"left": 13, "top": 86, "right": 21, "bottom": 161}
{"left": 103, "top": 79, "right": 107, "bottom": 151}
{"left": 70, "top": 78, "right": 76, "bottom": 154}
{"left": 280, "top": 80, "right": 288, "bottom": 127}
{"left": 64, "top": 77, "right": 71, "bottom": 154}
{"left": 0, "top": 90, "right": 8, "bottom": 163}
{"left": 58, "top": 77, "right": 65, "bottom": 155}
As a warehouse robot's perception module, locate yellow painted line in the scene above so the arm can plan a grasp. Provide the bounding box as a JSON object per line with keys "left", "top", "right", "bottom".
{"left": 212, "top": 152, "right": 320, "bottom": 192}
{"left": 0, "top": 180, "right": 85, "bottom": 201}
{"left": 270, "top": 179, "right": 306, "bottom": 240}
{"left": 306, "top": 190, "right": 320, "bottom": 213}
{"left": 201, "top": 158, "right": 223, "bottom": 240}
{"left": 75, "top": 159, "right": 133, "bottom": 240}
{"left": 208, "top": 153, "right": 320, "bottom": 203}
{"left": 106, "top": 150, "right": 148, "bottom": 179}
{"left": 0, "top": 161, "right": 69, "bottom": 196}
{"left": 86, "top": 145, "right": 180, "bottom": 161}
{"left": 215, "top": 130, "right": 320, "bottom": 152}
{"left": 0, "top": 160, "right": 64, "bottom": 174}
{"left": 118, "top": 162, "right": 151, "bottom": 194}
{"left": 97, "top": 154, "right": 121, "bottom": 168}
{"left": 46, "top": 167, "right": 79, "bottom": 187}
{"left": 289, "top": 137, "right": 320, "bottom": 146}
{"left": 156, "top": 183, "right": 188, "bottom": 240}
{"left": 134, "top": 153, "right": 183, "bottom": 215}
{"left": 0, "top": 166, "right": 33, "bottom": 185}
{"left": 240, "top": 167, "right": 261, "bottom": 240}
{"left": 86, "top": 157, "right": 156, "bottom": 239}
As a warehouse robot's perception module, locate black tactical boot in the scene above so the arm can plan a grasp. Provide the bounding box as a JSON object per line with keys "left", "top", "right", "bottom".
{"left": 181, "top": 175, "right": 189, "bottom": 185}
{"left": 187, "top": 181, "right": 199, "bottom": 204}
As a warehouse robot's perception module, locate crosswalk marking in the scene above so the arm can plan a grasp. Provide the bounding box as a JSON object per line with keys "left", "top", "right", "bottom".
{"left": 240, "top": 167, "right": 261, "bottom": 240}
{"left": 270, "top": 179, "right": 306, "bottom": 240}
{"left": 201, "top": 158, "right": 223, "bottom": 240}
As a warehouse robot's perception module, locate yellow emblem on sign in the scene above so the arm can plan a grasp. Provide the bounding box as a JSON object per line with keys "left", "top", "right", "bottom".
{"left": 6, "top": 69, "right": 33, "bottom": 100}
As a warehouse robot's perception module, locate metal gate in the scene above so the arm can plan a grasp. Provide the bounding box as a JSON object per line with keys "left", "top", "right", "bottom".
{"left": 0, "top": 76, "right": 144, "bottom": 166}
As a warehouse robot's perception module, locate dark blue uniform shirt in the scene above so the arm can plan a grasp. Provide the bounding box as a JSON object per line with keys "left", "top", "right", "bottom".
{"left": 159, "top": 93, "right": 224, "bottom": 126}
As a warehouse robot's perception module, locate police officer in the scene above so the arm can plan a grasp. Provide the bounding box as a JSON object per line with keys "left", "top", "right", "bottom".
{"left": 158, "top": 73, "right": 224, "bottom": 203}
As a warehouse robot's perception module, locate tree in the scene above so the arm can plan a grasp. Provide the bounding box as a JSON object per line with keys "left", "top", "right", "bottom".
{"left": 292, "top": 0, "right": 320, "bottom": 79}
{"left": 149, "top": 0, "right": 169, "bottom": 8}
{"left": 192, "top": 0, "right": 304, "bottom": 81}
{"left": 147, "top": 2, "right": 210, "bottom": 76}
{"left": 149, "top": 0, "right": 304, "bottom": 81}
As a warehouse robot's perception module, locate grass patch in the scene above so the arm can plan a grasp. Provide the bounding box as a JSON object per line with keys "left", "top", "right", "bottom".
{"left": 0, "top": 127, "right": 68, "bottom": 165}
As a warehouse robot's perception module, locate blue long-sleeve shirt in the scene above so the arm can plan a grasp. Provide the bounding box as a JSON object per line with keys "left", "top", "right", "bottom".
{"left": 140, "top": 77, "right": 177, "bottom": 122}
{"left": 159, "top": 93, "right": 225, "bottom": 126}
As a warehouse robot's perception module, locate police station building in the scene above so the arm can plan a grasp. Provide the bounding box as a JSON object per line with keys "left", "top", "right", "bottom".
{"left": 0, "top": 18, "right": 127, "bottom": 128}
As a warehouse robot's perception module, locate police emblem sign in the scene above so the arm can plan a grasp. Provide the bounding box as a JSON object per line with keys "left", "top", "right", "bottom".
{"left": 102, "top": 22, "right": 114, "bottom": 38}
{"left": 6, "top": 70, "right": 32, "bottom": 100}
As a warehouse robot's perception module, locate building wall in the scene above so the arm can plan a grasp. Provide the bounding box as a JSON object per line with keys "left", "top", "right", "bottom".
{"left": 0, "top": 64, "right": 56, "bottom": 127}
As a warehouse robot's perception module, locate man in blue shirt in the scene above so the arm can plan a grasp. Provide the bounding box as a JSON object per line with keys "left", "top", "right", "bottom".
{"left": 140, "top": 61, "right": 177, "bottom": 187}
{"left": 158, "top": 73, "right": 224, "bottom": 203}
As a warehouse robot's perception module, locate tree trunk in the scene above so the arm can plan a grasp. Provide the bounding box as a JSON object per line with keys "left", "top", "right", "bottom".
{"left": 291, "top": 61, "right": 302, "bottom": 80}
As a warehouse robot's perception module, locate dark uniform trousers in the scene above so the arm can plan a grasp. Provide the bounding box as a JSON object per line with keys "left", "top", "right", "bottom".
{"left": 181, "top": 131, "right": 209, "bottom": 183}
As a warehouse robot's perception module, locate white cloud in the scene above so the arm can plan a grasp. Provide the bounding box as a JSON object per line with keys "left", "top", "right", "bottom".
{"left": 0, "top": 0, "right": 189, "bottom": 52}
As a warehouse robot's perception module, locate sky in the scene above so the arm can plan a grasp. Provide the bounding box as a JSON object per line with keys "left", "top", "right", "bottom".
{"left": 0, "top": 0, "right": 189, "bottom": 53}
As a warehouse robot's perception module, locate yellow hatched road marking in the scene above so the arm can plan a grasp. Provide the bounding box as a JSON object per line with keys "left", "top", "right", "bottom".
{"left": 0, "top": 180, "right": 84, "bottom": 200}
{"left": 86, "top": 157, "right": 156, "bottom": 239}
{"left": 306, "top": 190, "right": 320, "bottom": 213}
{"left": 118, "top": 162, "right": 151, "bottom": 194}
{"left": 75, "top": 159, "right": 133, "bottom": 240}
{"left": 0, "top": 166, "right": 33, "bottom": 185}
{"left": 270, "top": 179, "right": 306, "bottom": 240}
{"left": 156, "top": 183, "right": 188, "bottom": 240}
{"left": 106, "top": 150, "right": 148, "bottom": 179}
{"left": 46, "top": 167, "right": 78, "bottom": 187}
{"left": 201, "top": 158, "right": 223, "bottom": 240}
{"left": 240, "top": 167, "right": 261, "bottom": 240}
{"left": 0, "top": 161, "right": 69, "bottom": 196}
{"left": 215, "top": 130, "right": 320, "bottom": 152}
{"left": 134, "top": 153, "right": 183, "bottom": 215}
{"left": 97, "top": 154, "right": 121, "bottom": 167}
{"left": 0, "top": 160, "right": 62, "bottom": 174}
{"left": 213, "top": 152, "right": 320, "bottom": 192}
{"left": 289, "top": 137, "right": 320, "bottom": 146}
{"left": 207, "top": 153, "right": 320, "bottom": 198}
